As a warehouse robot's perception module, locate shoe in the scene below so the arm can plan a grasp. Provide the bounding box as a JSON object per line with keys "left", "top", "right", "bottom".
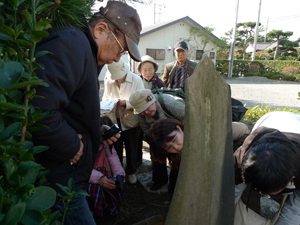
{"left": 150, "top": 181, "right": 168, "bottom": 191}
{"left": 128, "top": 174, "right": 137, "bottom": 184}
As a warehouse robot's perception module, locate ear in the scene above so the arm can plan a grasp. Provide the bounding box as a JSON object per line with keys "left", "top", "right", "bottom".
{"left": 93, "top": 22, "right": 109, "bottom": 39}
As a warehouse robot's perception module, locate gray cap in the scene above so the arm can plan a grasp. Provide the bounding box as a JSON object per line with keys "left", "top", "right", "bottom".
{"left": 99, "top": 1, "right": 142, "bottom": 62}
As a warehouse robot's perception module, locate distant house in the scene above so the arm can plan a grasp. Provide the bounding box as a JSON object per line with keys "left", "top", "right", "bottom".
{"left": 99, "top": 16, "right": 225, "bottom": 81}
{"left": 246, "top": 42, "right": 278, "bottom": 54}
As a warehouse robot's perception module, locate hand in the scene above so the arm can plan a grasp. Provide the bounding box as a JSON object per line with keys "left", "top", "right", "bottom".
{"left": 101, "top": 125, "right": 121, "bottom": 146}
{"left": 98, "top": 176, "right": 116, "bottom": 190}
{"left": 118, "top": 99, "right": 126, "bottom": 107}
{"left": 69, "top": 134, "right": 84, "bottom": 165}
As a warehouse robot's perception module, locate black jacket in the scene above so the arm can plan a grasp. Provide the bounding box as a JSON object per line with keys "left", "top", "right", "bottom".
{"left": 32, "top": 25, "right": 101, "bottom": 194}
{"left": 234, "top": 126, "right": 300, "bottom": 188}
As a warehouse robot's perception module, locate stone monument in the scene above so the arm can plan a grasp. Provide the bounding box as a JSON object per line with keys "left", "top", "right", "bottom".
{"left": 165, "top": 56, "right": 234, "bottom": 225}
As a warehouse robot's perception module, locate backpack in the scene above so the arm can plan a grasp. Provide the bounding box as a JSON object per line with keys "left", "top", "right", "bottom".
{"left": 151, "top": 87, "right": 185, "bottom": 116}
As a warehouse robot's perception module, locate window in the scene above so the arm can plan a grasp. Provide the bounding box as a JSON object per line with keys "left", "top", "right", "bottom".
{"left": 209, "top": 52, "right": 215, "bottom": 59}
{"left": 196, "top": 50, "right": 204, "bottom": 60}
{"left": 146, "top": 49, "right": 165, "bottom": 60}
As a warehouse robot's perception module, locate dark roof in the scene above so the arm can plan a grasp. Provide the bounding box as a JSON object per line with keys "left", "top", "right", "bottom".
{"left": 141, "top": 16, "right": 226, "bottom": 47}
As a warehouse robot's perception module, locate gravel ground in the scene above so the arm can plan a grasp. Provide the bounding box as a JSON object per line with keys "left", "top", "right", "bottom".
{"left": 225, "top": 76, "right": 300, "bottom": 110}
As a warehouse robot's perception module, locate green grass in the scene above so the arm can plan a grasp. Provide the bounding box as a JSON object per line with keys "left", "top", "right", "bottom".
{"left": 242, "top": 103, "right": 300, "bottom": 124}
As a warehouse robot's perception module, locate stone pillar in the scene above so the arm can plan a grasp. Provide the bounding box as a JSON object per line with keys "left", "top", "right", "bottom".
{"left": 165, "top": 56, "right": 234, "bottom": 225}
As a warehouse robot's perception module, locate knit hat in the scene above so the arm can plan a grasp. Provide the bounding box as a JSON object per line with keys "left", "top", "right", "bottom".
{"left": 137, "top": 55, "right": 159, "bottom": 73}
{"left": 106, "top": 59, "right": 129, "bottom": 80}
{"left": 98, "top": 1, "right": 142, "bottom": 62}
{"left": 129, "top": 89, "right": 156, "bottom": 114}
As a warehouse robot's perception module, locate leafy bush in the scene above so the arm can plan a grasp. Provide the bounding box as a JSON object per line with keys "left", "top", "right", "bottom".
{"left": 282, "top": 75, "right": 296, "bottom": 81}
{"left": 244, "top": 73, "right": 255, "bottom": 77}
{"left": 295, "top": 74, "right": 300, "bottom": 80}
{"left": 242, "top": 104, "right": 300, "bottom": 124}
{"left": 282, "top": 66, "right": 299, "bottom": 76}
{"left": 0, "top": 0, "right": 93, "bottom": 224}
{"left": 260, "top": 73, "right": 283, "bottom": 80}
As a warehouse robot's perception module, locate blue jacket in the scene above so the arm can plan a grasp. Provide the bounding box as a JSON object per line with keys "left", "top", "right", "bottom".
{"left": 32, "top": 25, "right": 101, "bottom": 194}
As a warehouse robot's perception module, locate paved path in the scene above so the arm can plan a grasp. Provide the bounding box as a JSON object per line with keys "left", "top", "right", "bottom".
{"left": 225, "top": 76, "right": 300, "bottom": 110}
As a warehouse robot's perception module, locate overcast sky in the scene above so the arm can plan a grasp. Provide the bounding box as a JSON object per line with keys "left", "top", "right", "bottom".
{"left": 93, "top": 0, "right": 300, "bottom": 41}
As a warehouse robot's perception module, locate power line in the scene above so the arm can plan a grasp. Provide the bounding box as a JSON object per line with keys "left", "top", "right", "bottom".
{"left": 260, "top": 14, "right": 300, "bottom": 23}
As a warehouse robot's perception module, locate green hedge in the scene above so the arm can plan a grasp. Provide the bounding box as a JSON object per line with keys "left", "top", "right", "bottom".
{"left": 216, "top": 60, "right": 300, "bottom": 76}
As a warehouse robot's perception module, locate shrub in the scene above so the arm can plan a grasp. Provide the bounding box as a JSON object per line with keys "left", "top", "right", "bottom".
{"left": 282, "top": 75, "right": 296, "bottom": 81}
{"left": 242, "top": 104, "right": 300, "bottom": 124}
{"left": 245, "top": 73, "right": 255, "bottom": 77}
{"left": 295, "top": 74, "right": 300, "bottom": 80}
{"left": 282, "top": 66, "right": 299, "bottom": 76}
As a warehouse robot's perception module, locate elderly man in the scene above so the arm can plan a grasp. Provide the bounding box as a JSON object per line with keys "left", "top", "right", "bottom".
{"left": 234, "top": 111, "right": 300, "bottom": 225}
{"left": 162, "top": 41, "right": 197, "bottom": 91}
{"left": 31, "top": 2, "right": 142, "bottom": 224}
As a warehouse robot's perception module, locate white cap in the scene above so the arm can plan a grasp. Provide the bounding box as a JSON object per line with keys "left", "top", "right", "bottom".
{"left": 106, "top": 59, "right": 129, "bottom": 80}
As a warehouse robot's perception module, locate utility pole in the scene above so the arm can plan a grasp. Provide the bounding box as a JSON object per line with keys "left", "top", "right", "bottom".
{"left": 251, "top": 0, "right": 262, "bottom": 61}
{"left": 228, "top": 0, "right": 239, "bottom": 78}
{"left": 154, "top": 3, "right": 166, "bottom": 24}
{"left": 264, "top": 17, "right": 269, "bottom": 42}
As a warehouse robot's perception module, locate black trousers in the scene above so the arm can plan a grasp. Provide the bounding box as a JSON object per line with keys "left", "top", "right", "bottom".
{"left": 113, "top": 126, "right": 140, "bottom": 175}
{"left": 152, "top": 159, "right": 179, "bottom": 190}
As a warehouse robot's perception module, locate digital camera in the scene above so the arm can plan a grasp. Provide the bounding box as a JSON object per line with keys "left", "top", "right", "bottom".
{"left": 110, "top": 174, "right": 125, "bottom": 192}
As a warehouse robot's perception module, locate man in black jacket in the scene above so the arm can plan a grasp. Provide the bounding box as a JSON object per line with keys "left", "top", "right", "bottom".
{"left": 31, "top": 2, "right": 142, "bottom": 224}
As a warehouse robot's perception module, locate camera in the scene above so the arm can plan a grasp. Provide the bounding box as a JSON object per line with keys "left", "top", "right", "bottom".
{"left": 101, "top": 124, "right": 121, "bottom": 140}
{"left": 110, "top": 174, "right": 125, "bottom": 192}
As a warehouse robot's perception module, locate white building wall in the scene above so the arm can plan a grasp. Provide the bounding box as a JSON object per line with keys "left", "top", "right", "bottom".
{"left": 98, "top": 20, "right": 219, "bottom": 81}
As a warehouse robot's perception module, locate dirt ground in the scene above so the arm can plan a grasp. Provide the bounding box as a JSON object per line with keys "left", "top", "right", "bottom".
{"left": 95, "top": 143, "right": 173, "bottom": 225}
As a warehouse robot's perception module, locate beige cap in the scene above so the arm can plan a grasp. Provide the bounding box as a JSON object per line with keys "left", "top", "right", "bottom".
{"left": 129, "top": 89, "right": 156, "bottom": 114}
{"left": 137, "top": 55, "right": 159, "bottom": 73}
{"left": 106, "top": 59, "right": 129, "bottom": 80}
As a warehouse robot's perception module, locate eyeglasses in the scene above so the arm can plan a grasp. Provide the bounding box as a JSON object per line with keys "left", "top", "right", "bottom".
{"left": 110, "top": 30, "right": 127, "bottom": 56}
{"left": 165, "top": 133, "right": 178, "bottom": 152}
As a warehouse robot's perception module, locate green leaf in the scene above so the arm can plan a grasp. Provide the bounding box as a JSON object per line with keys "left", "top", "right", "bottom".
{"left": 21, "top": 72, "right": 32, "bottom": 79}
{"left": 4, "top": 113, "right": 26, "bottom": 119}
{"left": 35, "top": 50, "right": 52, "bottom": 58}
{"left": 36, "top": 3, "right": 54, "bottom": 13}
{"left": 0, "top": 32, "right": 13, "bottom": 41}
{"left": 0, "top": 88, "right": 7, "bottom": 95}
{"left": 22, "top": 169, "right": 36, "bottom": 186}
{"left": 0, "top": 185, "right": 3, "bottom": 213}
{"left": 35, "top": 18, "right": 51, "bottom": 31}
{"left": 3, "top": 25, "right": 15, "bottom": 37}
{"left": 48, "top": 210, "right": 61, "bottom": 224}
{"left": 7, "top": 90, "right": 23, "bottom": 101}
{"left": 8, "top": 0, "right": 18, "bottom": 8}
{"left": 21, "top": 210, "right": 47, "bottom": 225}
{"left": 20, "top": 141, "right": 34, "bottom": 150}
{"left": 26, "top": 186, "right": 56, "bottom": 212}
{"left": 56, "top": 183, "right": 69, "bottom": 195}
{"left": 68, "top": 178, "right": 75, "bottom": 193}
{"left": 1, "top": 202, "right": 26, "bottom": 225}
{"left": 5, "top": 80, "right": 44, "bottom": 91}
{"left": 3, "top": 160, "right": 16, "bottom": 181}
{"left": 0, "top": 122, "right": 22, "bottom": 142}
{"left": 19, "top": 153, "right": 35, "bottom": 161}
{"left": 29, "top": 146, "right": 49, "bottom": 154}
{"left": 0, "top": 119, "right": 4, "bottom": 132}
{"left": 0, "top": 102, "right": 28, "bottom": 110}
{"left": 17, "top": 161, "right": 43, "bottom": 177}
{"left": 22, "top": 10, "right": 32, "bottom": 24}
{"left": 30, "top": 30, "right": 48, "bottom": 43}
{"left": 0, "top": 95, "right": 5, "bottom": 102}
{"left": 16, "top": 39, "right": 31, "bottom": 49}
{"left": 0, "top": 61, "right": 24, "bottom": 89}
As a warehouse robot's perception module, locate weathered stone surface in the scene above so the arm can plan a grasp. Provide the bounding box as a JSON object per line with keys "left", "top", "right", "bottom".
{"left": 165, "top": 56, "right": 234, "bottom": 225}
